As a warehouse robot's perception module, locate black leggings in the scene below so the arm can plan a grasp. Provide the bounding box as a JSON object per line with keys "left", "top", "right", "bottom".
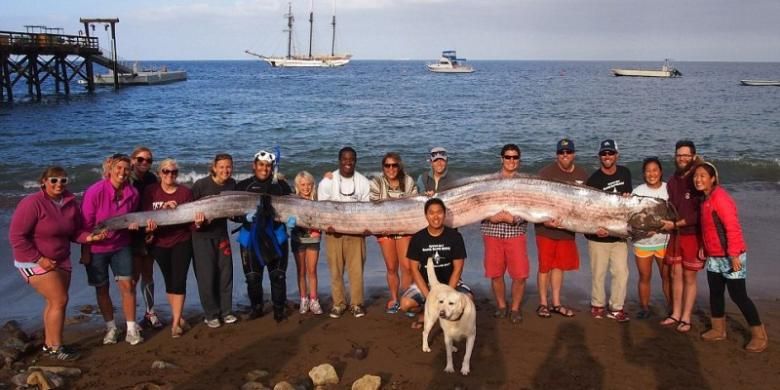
{"left": 707, "top": 271, "right": 761, "bottom": 326}
{"left": 151, "top": 240, "right": 193, "bottom": 295}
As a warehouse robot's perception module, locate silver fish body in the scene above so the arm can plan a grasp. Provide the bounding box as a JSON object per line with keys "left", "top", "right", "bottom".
{"left": 97, "top": 175, "right": 674, "bottom": 238}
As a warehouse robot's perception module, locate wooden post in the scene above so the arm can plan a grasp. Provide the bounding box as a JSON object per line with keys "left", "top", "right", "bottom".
{"left": 60, "top": 55, "right": 70, "bottom": 95}
{"left": 1, "top": 55, "right": 13, "bottom": 102}
{"left": 30, "top": 55, "right": 41, "bottom": 101}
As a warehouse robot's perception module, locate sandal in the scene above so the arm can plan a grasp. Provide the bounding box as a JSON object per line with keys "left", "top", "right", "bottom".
{"left": 510, "top": 310, "right": 523, "bottom": 324}
{"left": 676, "top": 321, "right": 692, "bottom": 333}
{"left": 411, "top": 320, "right": 424, "bottom": 329}
{"left": 551, "top": 305, "right": 575, "bottom": 317}
{"left": 493, "top": 307, "right": 508, "bottom": 319}
{"left": 660, "top": 316, "right": 680, "bottom": 327}
{"left": 386, "top": 301, "right": 401, "bottom": 314}
{"left": 536, "top": 305, "right": 551, "bottom": 318}
{"left": 404, "top": 310, "right": 418, "bottom": 318}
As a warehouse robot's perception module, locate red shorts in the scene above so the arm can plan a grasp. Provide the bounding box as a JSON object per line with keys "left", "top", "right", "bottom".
{"left": 664, "top": 233, "right": 703, "bottom": 271}
{"left": 536, "top": 235, "right": 580, "bottom": 273}
{"left": 483, "top": 235, "right": 529, "bottom": 279}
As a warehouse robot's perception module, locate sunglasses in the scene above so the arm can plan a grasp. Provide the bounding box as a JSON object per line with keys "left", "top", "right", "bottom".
{"left": 599, "top": 151, "right": 616, "bottom": 157}
{"left": 502, "top": 155, "right": 520, "bottom": 161}
{"left": 135, "top": 156, "right": 153, "bottom": 164}
{"left": 557, "top": 150, "right": 574, "bottom": 155}
{"left": 383, "top": 163, "right": 399, "bottom": 168}
{"left": 48, "top": 177, "right": 69, "bottom": 185}
{"left": 161, "top": 169, "right": 179, "bottom": 176}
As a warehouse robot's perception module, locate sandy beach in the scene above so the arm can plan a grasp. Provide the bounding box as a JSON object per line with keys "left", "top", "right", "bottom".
{"left": 1, "top": 186, "right": 778, "bottom": 389}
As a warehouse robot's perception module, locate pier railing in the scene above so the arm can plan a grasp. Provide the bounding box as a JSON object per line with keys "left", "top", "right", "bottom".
{"left": 0, "top": 31, "right": 99, "bottom": 53}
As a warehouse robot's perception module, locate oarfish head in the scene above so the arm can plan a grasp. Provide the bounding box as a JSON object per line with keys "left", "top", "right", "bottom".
{"left": 628, "top": 198, "right": 677, "bottom": 239}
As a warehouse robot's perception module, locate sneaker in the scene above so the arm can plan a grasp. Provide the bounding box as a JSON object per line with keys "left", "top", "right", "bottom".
{"left": 273, "top": 306, "right": 286, "bottom": 322}
{"left": 43, "top": 345, "right": 80, "bottom": 361}
{"left": 125, "top": 326, "right": 144, "bottom": 346}
{"left": 329, "top": 305, "right": 346, "bottom": 319}
{"left": 299, "top": 297, "right": 310, "bottom": 315}
{"left": 247, "top": 305, "right": 264, "bottom": 320}
{"left": 204, "top": 318, "right": 222, "bottom": 328}
{"left": 590, "top": 306, "right": 606, "bottom": 319}
{"left": 144, "top": 311, "right": 165, "bottom": 329}
{"left": 607, "top": 309, "right": 630, "bottom": 323}
{"left": 102, "top": 327, "right": 119, "bottom": 345}
{"left": 351, "top": 305, "right": 366, "bottom": 318}
{"left": 309, "top": 298, "right": 323, "bottom": 315}
{"left": 222, "top": 314, "right": 238, "bottom": 324}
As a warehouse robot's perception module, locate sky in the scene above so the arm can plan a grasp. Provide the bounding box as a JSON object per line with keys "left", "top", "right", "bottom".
{"left": 3, "top": 0, "right": 780, "bottom": 61}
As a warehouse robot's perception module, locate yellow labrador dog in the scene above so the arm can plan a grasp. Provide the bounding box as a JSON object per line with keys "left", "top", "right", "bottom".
{"left": 421, "top": 259, "right": 477, "bottom": 375}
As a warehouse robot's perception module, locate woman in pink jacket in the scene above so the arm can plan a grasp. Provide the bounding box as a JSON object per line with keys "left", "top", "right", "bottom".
{"left": 9, "top": 166, "right": 105, "bottom": 360}
{"left": 694, "top": 162, "right": 767, "bottom": 352}
{"left": 81, "top": 154, "right": 145, "bottom": 346}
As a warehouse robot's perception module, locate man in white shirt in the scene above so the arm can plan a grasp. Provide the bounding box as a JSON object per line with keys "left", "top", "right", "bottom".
{"left": 317, "top": 147, "right": 371, "bottom": 318}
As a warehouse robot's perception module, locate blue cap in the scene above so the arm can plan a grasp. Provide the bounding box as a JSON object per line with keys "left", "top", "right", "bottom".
{"left": 556, "top": 138, "right": 575, "bottom": 153}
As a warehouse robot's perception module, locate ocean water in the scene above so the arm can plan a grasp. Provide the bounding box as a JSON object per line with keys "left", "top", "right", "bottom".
{"left": 1, "top": 60, "right": 779, "bottom": 324}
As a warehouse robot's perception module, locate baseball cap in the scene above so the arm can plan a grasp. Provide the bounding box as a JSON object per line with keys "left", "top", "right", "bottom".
{"left": 598, "top": 139, "right": 618, "bottom": 154}
{"left": 430, "top": 147, "right": 448, "bottom": 162}
{"left": 556, "top": 138, "right": 575, "bottom": 153}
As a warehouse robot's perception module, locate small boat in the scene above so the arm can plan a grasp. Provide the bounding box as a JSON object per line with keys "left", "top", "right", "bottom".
{"left": 740, "top": 80, "right": 780, "bottom": 87}
{"left": 246, "top": 1, "right": 351, "bottom": 68}
{"left": 611, "top": 59, "right": 682, "bottom": 78}
{"left": 80, "top": 63, "right": 187, "bottom": 86}
{"left": 427, "top": 50, "right": 475, "bottom": 73}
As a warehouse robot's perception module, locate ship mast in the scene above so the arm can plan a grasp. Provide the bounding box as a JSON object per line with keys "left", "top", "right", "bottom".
{"left": 330, "top": 0, "right": 336, "bottom": 56}
{"left": 308, "top": 0, "right": 314, "bottom": 59}
{"left": 285, "top": 2, "right": 294, "bottom": 59}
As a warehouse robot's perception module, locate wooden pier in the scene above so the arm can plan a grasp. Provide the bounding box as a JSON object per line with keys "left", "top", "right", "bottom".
{"left": 0, "top": 20, "right": 124, "bottom": 103}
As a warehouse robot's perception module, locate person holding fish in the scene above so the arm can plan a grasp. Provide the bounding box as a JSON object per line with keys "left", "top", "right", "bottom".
{"left": 141, "top": 158, "right": 196, "bottom": 338}
{"left": 370, "top": 152, "right": 419, "bottom": 314}
{"left": 191, "top": 153, "right": 238, "bottom": 327}
{"left": 235, "top": 149, "right": 293, "bottom": 322}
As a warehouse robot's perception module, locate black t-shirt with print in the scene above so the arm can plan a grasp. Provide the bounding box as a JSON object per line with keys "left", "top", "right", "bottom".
{"left": 407, "top": 226, "right": 467, "bottom": 286}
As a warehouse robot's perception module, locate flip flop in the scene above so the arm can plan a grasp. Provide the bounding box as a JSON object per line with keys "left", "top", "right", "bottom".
{"left": 676, "top": 321, "right": 692, "bottom": 333}
{"left": 660, "top": 316, "right": 680, "bottom": 327}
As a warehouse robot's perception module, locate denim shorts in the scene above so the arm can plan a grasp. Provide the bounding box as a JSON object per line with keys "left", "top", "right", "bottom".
{"left": 86, "top": 247, "right": 133, "bottom": 286}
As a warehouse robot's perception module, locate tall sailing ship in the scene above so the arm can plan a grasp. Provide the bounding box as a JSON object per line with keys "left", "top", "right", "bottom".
{"left": 246, "top": 1, "right": 351, "bottom": 68}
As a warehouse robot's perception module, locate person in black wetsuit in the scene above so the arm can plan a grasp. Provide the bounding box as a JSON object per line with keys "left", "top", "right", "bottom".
{"left": 235, "top": 150, "right": 292, "bottom": 322}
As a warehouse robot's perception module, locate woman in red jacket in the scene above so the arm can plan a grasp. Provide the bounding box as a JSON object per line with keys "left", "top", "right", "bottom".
{"left": 694, "top": 162, "right": 767, "bottom": 352}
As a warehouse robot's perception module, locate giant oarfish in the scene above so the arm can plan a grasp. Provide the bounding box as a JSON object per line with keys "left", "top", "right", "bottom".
{"left": 96, "top": 175, "right": 675, "bottom": 238}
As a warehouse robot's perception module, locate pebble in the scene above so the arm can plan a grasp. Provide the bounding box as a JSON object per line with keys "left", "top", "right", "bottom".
{"left": 308, "top": 363, "right": 339, "bottom": 386}
{"left": 245, "top": 369, "right": 270, "bottom": 382}
{"left": 350, "top": 346, "right": 368, "bottom": 360}
{"left": 241, "top": 381, "right": 271, "bottom": 390}
{"left": 273, "top": 381, "right": 295, "bottom": 390}
{"left": 151, "top": 360, "right": 178, "bottom": 369}
{"left": 351, "top": 374, "right": 381, "bottom": 390}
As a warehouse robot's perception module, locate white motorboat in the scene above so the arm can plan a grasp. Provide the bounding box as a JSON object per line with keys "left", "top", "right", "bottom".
{"left": 246, "top": 1, "right": 351, "bottom": 68}
{"left": 740, "top": 80, "right": 780, "bottom": 86}
{"left": 611, "top": 59, "right": 682, "bottom": 78}
{"left": 427, "top": 51, "right": 475, "bottom": 73}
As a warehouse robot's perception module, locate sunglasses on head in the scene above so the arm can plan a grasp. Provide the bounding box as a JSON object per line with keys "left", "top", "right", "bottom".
{"left": 135, "top": 156, "right": 153, "bottom": 164}
{"left": 383, "top": 163, "right": 399, "bottom": 168}
{"left": 502, "top": 154, "right": 520, "bottom": 160}
{"left": 430, "top": 151, "right": 447, "bottom": 158}
{"left": 48, "top": 177, "right": 68, "bottom": 185}
{"left": 557, "top": 150, "right": 574, "bottom": 155}
{"left": 599, "top": 151, "right": 616, "bottom": 157}
{"left": 161, "top": 169, "right": 179, "bottom": 176}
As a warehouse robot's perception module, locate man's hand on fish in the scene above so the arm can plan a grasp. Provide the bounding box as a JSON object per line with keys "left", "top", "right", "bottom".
{"left": 660, "top": 219, "right": 676, "bottom": 231}
{"left": 489, "top": 210, "right": 514, "bottom": 224}
{"left": 544, "top": 217, "right": 563, "bottom": 228}
{"left": 595, "top": 227, "right": 609, "bottom": 238}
